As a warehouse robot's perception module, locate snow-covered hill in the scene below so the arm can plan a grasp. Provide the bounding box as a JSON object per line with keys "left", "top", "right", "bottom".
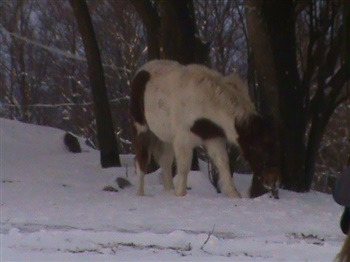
{"left": 0, "top": 118, "right": 345, "bottom": 261}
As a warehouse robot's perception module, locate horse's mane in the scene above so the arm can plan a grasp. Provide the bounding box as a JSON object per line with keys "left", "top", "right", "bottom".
{"left": 183, "top": 64, "right": 256, "bottom": 122}
{"left": 220, "top": 74, "right": 256, "bottom": 121}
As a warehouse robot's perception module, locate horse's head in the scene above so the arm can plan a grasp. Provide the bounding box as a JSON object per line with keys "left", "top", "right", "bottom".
{"left": 235, "top": 115, "right": 280, "bottom": 196}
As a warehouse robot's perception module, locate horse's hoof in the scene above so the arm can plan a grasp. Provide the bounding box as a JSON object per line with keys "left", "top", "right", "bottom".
{"left": 225, "top": 190, "right": 241, "bottom": 198}
{"left": 137, "top": 191, "right": 145, "bottom": 196}
{"left": 175, "top": 189, "right": 187, "bottom": 197}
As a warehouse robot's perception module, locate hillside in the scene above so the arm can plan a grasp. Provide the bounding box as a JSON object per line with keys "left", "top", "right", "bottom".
{"left": 0, "top": 118, "right": 345, "bottom": 261}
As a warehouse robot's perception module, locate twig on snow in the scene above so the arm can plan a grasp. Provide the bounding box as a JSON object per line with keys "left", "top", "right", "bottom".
{"left": 201, "top": 225, "right": 216, "bottom": 250}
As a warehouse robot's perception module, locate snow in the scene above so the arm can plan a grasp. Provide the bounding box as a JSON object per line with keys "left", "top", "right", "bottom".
{"left": 0, "top": 118, "right": 346, "bottom": 261}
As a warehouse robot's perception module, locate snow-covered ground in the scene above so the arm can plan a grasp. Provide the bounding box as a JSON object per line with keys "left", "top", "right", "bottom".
{"left": 0, "top": 118, "right": 346, "bottom": 261}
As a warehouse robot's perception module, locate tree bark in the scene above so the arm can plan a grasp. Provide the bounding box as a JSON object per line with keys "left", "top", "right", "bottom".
{"left": 129, "top": 0, "right": 160, "bottom": 60}
{"left": 158, "top": 0, "right": 196, "bottom": 64}
{"left": 245, "top": 0, "right": 281, "bottom": 196}
{"left": 69, "top": 0, "right": 121, "bottom": 167}
{"left": 246, "top": 0, "right": 310, "bottom": 192}
{"left": 245, "top": 0, "right": 279, "bottom": 118}
{"left": 263, "top": 0, "right": 307, "bottom": 191}
{"left": 305, "top": 114, "right": 328, "bottom": 189}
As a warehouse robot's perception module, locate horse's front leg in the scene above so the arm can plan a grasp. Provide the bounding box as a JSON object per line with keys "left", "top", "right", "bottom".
{"left": 173, "top": 135, "right": 193, "bottom": 196}
{"left": 205, "top": 139, "right": 241, "bottom": 198}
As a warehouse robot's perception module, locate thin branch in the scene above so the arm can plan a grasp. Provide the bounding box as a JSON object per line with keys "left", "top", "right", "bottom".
{"left": 0, "top": 25, "right": 131, "bottom": 73}
{"left": 233, "top": 0, "right": 249, "bottom": 48}
{"left": 200, "top": 225, "right": 216, "bottom": 250}
{"left": 1, "top": 97, "right": 130, "bottom": 109}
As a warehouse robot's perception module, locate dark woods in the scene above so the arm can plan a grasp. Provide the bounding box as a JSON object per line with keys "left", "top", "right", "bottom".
{"left": 0, "top": 0, "right": 349, "bottom": 195}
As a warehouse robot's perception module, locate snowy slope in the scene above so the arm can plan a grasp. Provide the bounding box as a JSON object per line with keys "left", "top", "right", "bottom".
{"left": 0, "top": 118, "right": 346, "bottom": 261}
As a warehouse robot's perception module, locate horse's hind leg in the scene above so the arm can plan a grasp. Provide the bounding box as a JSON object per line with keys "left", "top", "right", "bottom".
{"left": 134, "top": 132, "right": 151, "bottom": 196}
{"left": 152, "top": 140, "right": 174, "bottom": 191}
{"left": 173, "top": 135, "right": 193, "bottom": 196}
{"left": 205, "top": 139, "right": 241, "bottom": 198}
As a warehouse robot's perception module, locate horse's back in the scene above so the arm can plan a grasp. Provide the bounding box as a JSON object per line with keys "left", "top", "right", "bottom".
{"left": 134, "top": 60, "right": 254, "bottom": 145}
{"left": 138, "top": 60, "right": 182, "bottom": 78}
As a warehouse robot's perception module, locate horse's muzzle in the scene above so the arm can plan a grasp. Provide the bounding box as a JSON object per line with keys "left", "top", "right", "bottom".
{"left": 261, "top": 167, "right": 280, "bottom": 199}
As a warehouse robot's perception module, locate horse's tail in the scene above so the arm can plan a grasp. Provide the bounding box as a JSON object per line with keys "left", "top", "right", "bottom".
{"left": 335, "top": 234, "right": 350, "bottom": 262}
{"left": 130, "top": 70, "right": 151, "bottom": 131}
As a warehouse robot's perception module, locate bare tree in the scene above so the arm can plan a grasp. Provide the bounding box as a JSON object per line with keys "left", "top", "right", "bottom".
{"left": 195, "top": 0, "right": 248, "bottom": 76}
{"left": 69, "top": 0, "right": 121, "bottom": 167}
{"left": 1, "top": 0, "right": 144, "bottom": 154}
{"left": 246, "top": 0, "right": 350, "bottom": 192}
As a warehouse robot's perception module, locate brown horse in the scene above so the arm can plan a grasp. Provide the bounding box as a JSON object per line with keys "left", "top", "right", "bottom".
{"left": 130, "top": 60, "right": 279, "bottom": 197}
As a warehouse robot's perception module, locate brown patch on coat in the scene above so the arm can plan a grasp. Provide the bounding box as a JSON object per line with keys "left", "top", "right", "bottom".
{"left": 129, "top": 70, "right": 151, "bottom": 125}
{"left": 190, "top": 118, "right": 226, "bottom": 140}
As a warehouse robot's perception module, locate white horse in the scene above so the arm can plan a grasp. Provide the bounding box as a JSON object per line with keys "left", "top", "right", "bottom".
{"left": 130, "top": 60, "right": 279, "bottom": 197}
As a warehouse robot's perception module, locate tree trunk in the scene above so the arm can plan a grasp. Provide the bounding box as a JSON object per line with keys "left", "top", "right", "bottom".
{"left": 264, "top": 0, "right": 307, "bottom": 191}
{"left": 69, "top": 0, "right": 121, "bottom": 167}
{"left": 129, "top": 0, "right": 160, "bottom": 60}
{"left": 305, "top": 118, "right": 326, "bottom": 189}
{"left": 246, "top": 0, "right": 312, "bottom": 193}
{"left": 245, "top": 0, "right": 279, "bottom": 118}
{"left": 158, "top": 0, "right": 196, "bottom": 64}
{"left": 245, "top": 0, "right": 281, "bottom": 196}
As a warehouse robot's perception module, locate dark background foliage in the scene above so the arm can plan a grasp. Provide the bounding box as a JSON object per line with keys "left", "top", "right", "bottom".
{"left": 0, "top": 0, "right": 349, "bottom": 194}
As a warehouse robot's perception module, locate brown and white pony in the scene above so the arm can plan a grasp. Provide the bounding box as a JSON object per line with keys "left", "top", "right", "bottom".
{"left": 130, "top": 60, "right": 279, "bottom": 197}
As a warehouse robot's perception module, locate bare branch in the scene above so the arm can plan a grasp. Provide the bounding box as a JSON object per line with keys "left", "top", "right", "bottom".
{"left": 200, "top": 225, "right": 216, "bottom": 250}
